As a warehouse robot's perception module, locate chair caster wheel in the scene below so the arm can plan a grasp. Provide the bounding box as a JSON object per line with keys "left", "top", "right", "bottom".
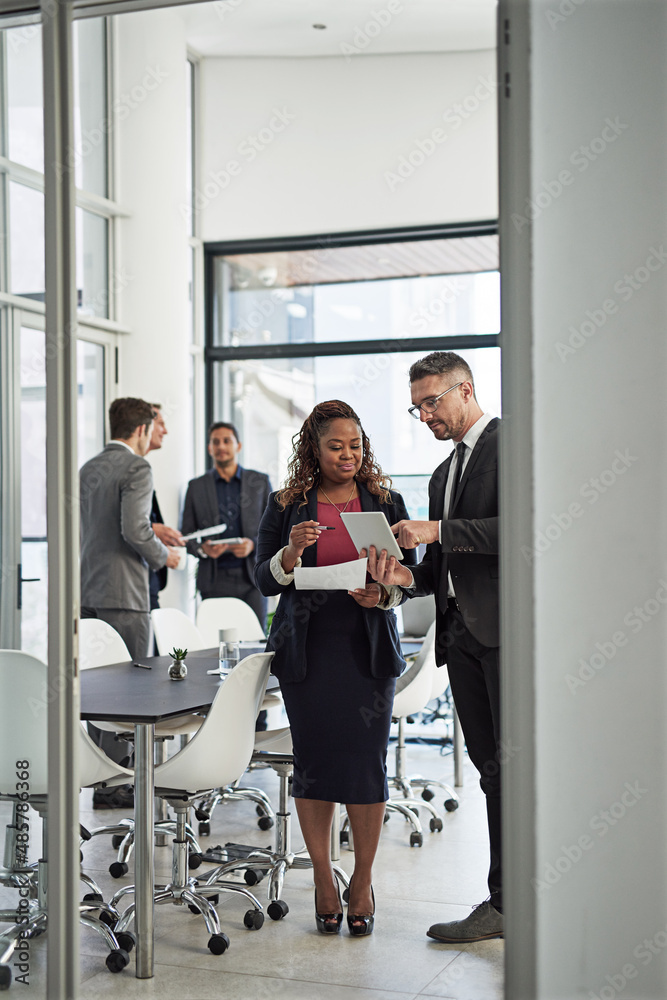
{"left": 111, "top": 834, "right": 125, "bottom": 849}
{"left": 444, "top": 798, "right": 459, "bottom": 812}
{"left": 429, "top": 817, "right": 444, "bottom": 833}
{"left": 109, "top": 861, "right": 129, "bottom": 878}
{"left": 244, "top": 909, "right": 264, "bottom": 929}
{"left": 198, "top": 821, "right": 211, "bottom": 837}
{"left": 243, "top": 868, "right": 264, "bottom": 886}
{"left": 82, "top": 892, "right": 104, "bottom": 904}
{"left": 257, "top": 815, "right": 274, "bottom": 831}
{"left": 116, "top": 931, "right": 135, "bottom": 953}
{"left": 105, "top": 948, "right": 129, "bottom": 973}
{"left": 208, "top": 933, "right": 230, "bottom": 955}
{"left": 342, "top": 886, "right": 350, "bottom": 903}
{"left": 407, "top": 803, "right": 419, "bottom": 816}
{"left": 195, "top": 807, "right": 209, "bottom": 821}
{"left": 99, "top": 910, "right": 117, "bottom": 929}
{"left": 267, "top": 899, "right": 289, "bottom": 920}
{"left": 339, "top": 830, "right": 349, "bottom": 844}
{"left": 383, "top": 811, "right": 391, "bottom": 823}
{"left": 0, "top": 965, "right": 12, "bottom": 989}
{"left": 188, "top": 903, "right": 201, "bottom": 914}
{"left": 421, "top": 787, "right": 435, "bottom": 801}
{"left": 255, "top": 804, "right": 264, "bottom": 816}
{"left": 410, "top": 832, "right": 423, "bottom": 847}
{"left": 188, "top": 853, "right": 203, "bottom": 870}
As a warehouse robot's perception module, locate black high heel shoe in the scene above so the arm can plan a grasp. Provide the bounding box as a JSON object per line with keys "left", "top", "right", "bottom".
{"left": 315, "top": 885, "right": 343, "bottom": 934}
{"left": 347, "top": 879, "right": 375, "bottom": 937}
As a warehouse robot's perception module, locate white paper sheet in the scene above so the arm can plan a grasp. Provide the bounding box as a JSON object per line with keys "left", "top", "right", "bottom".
{"left": 181, "top": 523, "right": 228, "bottom": 542}
{"left": 294, "top": 557, "right": 368, "bottom": 591}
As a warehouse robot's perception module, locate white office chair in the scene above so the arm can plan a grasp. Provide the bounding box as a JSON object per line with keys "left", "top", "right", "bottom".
{"left": 150, "top": 607, "right": 207, "bottom": 656}
{"left": 196, "top": 597, "right": 265, "bottom": 645}
{"left": 79, "top": 618, "right": 204, "bottom": 876}
{"left": 107, "top": 653, "right": 276, "bottom": 954}
{"left": 0, "top": 650, "right": 135, "bottom": 987}
{"left": 400, "top": 593, "right": 436, "bottom": 637}
{"left": 386, "top": 623, "right": 460, "bottom": 846}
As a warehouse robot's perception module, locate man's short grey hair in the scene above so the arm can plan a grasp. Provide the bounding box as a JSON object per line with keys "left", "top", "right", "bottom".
{"left": 408, "top": 351, "right": 476, "bottom": 397}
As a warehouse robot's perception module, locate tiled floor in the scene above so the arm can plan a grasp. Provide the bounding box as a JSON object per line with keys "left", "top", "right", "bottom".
{"left": 0, "top": 728, "right": 503, "bottom": 999}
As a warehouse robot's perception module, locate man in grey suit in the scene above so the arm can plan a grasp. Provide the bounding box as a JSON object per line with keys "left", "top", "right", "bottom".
{"left": 81, "top": 398, "right": 182, "bottom": 802}
{"left": 367, "top": 352, "right": 502, "bottom": 944}
{"left": 80, "top": 397, "right": 182, "bottom": 659}
{"left": 181, "top": 422, "right": 272, "bottom": 629}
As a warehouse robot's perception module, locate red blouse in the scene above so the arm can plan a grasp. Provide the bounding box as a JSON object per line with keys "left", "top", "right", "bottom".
{"left": 315, "top": 497, "right": 362, "bottom": 567}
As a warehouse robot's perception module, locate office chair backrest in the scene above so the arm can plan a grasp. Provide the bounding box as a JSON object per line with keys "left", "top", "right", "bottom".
{"left": 79, "top": 618, "right": 131, "bottom": 669}
{"left": 153, "top": 652, "right": 273, "bottom": 794}
{"left": 400, "top": 594, "right": 436, "bottom": 638}
{"left": 393, "top": 622, "right": 437, "bottom": 718}
{"left": 0, "top": 649, "right": 131, "bottom": 795}
{"left": 196, "top": 597, "right": 265, "bottom": 644}
{"left": 151, "top": 607, "right": 206, "bottom": 656}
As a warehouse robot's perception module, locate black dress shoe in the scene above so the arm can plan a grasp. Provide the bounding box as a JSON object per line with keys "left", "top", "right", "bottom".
{"left": 347, "top": 879, "right": 375, "bottom": 937}
{"left": 92, "top": 785, "right": 134, "bottom": 810}
{"left": 314, "top": 886, "right": 343, "bottom": 934}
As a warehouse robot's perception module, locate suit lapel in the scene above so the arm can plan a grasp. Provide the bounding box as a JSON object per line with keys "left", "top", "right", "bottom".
{"left": 449, "top": 418, "right": 498, "bottom": 515}
{"left": 205, "top": 470, "right": 219, "bottom": 528}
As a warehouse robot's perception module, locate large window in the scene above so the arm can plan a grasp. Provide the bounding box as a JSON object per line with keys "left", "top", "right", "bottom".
{"left": 207, "top": 226, "right": 500, "bottom": 498}
{"left": 0, "top": 20, "right": 120, "bottom": 654}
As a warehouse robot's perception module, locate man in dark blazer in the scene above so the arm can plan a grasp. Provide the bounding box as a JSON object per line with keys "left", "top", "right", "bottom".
{"left": 367, "top": 351, "right": 502, "bottom": 944}
{"left": 181, "top": 422, "right": 272, "bottom": 628}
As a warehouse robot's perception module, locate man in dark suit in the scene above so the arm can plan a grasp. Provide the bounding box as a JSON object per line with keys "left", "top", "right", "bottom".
{"left": 181, "top": 422, "right": 272, "bottom": 629}
{"left": 147, "top": 403, "right": 185, "bottom": 614}
{"left": 367, "top": 351, "right": 502, "bottom": 944}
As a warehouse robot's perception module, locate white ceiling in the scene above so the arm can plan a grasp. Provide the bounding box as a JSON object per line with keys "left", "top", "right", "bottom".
{"left": 183, "top": 0, "right": 497, "bottom": 59}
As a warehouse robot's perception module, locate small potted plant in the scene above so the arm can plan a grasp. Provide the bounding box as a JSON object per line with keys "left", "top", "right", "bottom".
{"left": 168, "top": 647, "right": 188, "bottom": 681}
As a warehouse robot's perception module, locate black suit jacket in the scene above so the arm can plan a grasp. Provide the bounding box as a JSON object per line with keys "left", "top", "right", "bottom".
{"left": 255, "top": 484, "right": 416, "bottom": 683}
{"left": 180, "top": 466, "right": 272, "bottom": 594}
{"left": 411, "top": 418, "right": 499, "bottom": 656}
{"left": 151, "top": 492, "right": 167, "bottom": 593}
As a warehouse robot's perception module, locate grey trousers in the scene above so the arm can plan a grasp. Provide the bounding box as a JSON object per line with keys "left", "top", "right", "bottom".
{"left": 82, "top": 606, "right": 151, "bottom": 765}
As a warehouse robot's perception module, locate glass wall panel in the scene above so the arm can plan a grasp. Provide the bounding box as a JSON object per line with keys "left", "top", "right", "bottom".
{"left": 9, "top": 182, "right": 45, "bottom": 299}
{"left": 6, "top": 26, "right": 43, "bottom": 170}
{"left": 76, "top": 208, "right": 109, "bottom": 317}
{"left": 213, "top": 347, "right": 500, "bottom": 488}
{"left": 73, "top": 19, "right": 108, "bottom": 197}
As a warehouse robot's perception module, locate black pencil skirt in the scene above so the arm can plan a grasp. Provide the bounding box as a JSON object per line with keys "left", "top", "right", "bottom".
{"left": 279, "top": 591, "right": 395, "bottom": 804}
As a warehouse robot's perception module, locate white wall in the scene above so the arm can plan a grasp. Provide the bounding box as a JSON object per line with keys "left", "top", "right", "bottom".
{"left": 198, "top": 50, "right": 497, "bottom": 241}
{"left": 502, "top": 2, "right": 667, "bottom": 997}
{"left": 115, "top": 8, "right": 194, "bottom": 610}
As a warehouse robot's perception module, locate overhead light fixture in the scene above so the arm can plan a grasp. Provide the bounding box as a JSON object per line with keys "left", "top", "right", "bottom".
{"left": 312, "top": 23, "right": 327, "bottom": 30}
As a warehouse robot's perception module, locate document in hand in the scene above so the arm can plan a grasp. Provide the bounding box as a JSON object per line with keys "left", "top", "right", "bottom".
{"left": 294, "top": 558, "right": 368, "bottom": 591}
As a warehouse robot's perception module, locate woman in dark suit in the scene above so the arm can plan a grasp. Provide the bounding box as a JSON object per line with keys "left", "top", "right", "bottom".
{"left": 255, "top": 400, "right": 415, "bottom": 936}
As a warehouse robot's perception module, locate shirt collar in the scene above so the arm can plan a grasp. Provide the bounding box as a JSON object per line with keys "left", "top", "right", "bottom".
{"left": 459, "top": 412, "right": 495, "bottom": 453}
{"left": 109, "top": 439, "right": 135, "bottom": 454}
{"left": 213, "top": 464, "right": 242, "bottom": 483}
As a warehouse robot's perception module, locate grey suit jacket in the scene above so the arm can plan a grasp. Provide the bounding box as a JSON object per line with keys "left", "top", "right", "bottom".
{"left": 180, "top": 466, "right": 272, "bottom": 594}
{"left": 80, "top": 443, "right": 169, "bottom": 612}
{"left": 410, "top": 418, "right": 499, "bottom": 655}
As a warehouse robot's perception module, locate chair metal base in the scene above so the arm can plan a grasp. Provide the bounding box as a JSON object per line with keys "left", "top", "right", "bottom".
{"left": 197, "top": 753, "right": 349, "bottom": 920}
{"left": 110, "top": 803, "right": 264, "bottom": 953}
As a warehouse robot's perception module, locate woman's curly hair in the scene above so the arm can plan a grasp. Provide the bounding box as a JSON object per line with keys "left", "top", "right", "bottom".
{"left": 276, "top": 400, "right": 392, "bottom": 509}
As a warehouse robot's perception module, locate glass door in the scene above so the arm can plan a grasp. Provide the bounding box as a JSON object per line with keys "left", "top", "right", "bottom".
{"left": 0, "top": 309, "right": 107, "bottom": 657}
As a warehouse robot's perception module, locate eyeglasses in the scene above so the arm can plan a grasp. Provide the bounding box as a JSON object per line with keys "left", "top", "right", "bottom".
{"left": 408, "top": 382, "right": 463, "bottom": 420}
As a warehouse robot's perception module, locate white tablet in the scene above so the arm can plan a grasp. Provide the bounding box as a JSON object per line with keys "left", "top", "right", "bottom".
{"left": 340, "top": 511, "right": 404, "bottom": 562}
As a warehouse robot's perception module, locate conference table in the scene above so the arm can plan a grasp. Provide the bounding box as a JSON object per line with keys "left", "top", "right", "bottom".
{"left": 80, "top": 645, "right": 269, "bottom": 979}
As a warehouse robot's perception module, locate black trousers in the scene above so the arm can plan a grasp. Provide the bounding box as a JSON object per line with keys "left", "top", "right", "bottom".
{"left": 442, "top": 606, "right": 502, "bottom": 911}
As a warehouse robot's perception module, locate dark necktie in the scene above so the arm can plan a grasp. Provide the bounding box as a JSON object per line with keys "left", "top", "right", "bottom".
{"left": 449, "top": 442, "right": 467, "bottom": 516}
